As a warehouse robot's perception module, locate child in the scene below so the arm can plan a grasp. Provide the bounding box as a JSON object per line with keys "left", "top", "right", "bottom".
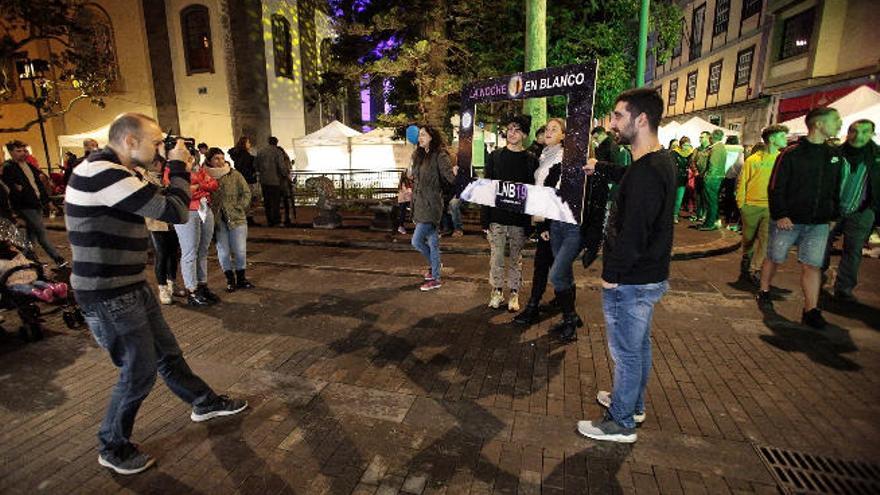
{"left": 0, "top": 241, "right": 67, "bottom": 303}
{"left": 397, "top": 171, "right": 413, "bottom": 234}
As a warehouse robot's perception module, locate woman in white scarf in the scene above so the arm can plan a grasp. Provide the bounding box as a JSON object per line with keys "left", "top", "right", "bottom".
{"left": 205, "top": 148, "right": 253, "bottom": 292}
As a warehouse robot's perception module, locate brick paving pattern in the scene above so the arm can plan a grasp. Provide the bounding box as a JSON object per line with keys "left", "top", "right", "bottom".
{"left": 0, "top": 229, "right": 878, "bottom": 494}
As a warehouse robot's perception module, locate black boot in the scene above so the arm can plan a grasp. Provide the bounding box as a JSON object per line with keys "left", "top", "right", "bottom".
{"left": 739, "top": 255, "right": 751, "bottom": 278}
{"left": 513, "top": 300, "right": 541, "bottom": 325}
{"left": 197, "top": 284, "right": 220, "bottom": 304}
{"left": 235, "top": 270, "right": 255, "bottom": 289}
{"left": 187, "top": 290, "right": 211, "bottom": 307}
{"left": 224, "top": 271, "right": 237, "bottom": 292}
{"left": 549, "top": 289, "right": 581, "bottom": 344}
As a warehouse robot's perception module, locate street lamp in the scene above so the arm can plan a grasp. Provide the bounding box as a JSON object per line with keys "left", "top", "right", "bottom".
{"left": 15, "top": 58, "right": 53, "bottom": 174}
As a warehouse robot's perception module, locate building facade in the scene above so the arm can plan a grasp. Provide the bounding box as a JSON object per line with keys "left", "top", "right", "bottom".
{"left": 0, "top": 0, "right": 349, "bottom": 169}
{"left": 650, "top": 0, "right": 880, "bottom": 144}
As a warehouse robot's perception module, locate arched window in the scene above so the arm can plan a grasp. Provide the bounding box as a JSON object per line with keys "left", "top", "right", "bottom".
{"left": 272, "top": 14, "right": 293, "bottom": 79}
{"left": 181, "top": 5, "right": 214, "bottom": 75}
{"left": 74, "top": 4, "right": 120, "bottom": 87}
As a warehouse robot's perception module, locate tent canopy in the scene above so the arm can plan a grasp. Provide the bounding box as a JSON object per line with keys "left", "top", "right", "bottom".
{"left": 780, "top": 85, "right": 880, "bottom": 136}
{"left": 661, "top": 116, "right": 740, "bottom": 146}
{"left": 294, "top": 120, "right": 361, "bottom": 147}
{"left": 352, "top": 127, "right": 402, "bottom": 145}
{"left": 57, "top": 123, "right": 111, "bottom": 149}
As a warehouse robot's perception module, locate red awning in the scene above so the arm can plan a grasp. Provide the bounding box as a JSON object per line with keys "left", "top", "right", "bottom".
{"left": 777, "top": 82, "right": 879, "bottom": 122}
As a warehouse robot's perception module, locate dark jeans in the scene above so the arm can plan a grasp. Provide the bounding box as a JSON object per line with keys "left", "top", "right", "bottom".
{"left": 17, "top": 208, "right": 62, "bottom": 261}
{"left": 549, "top": 221, "right": 582, "bottom": 290}
{"left": 397, "top": 202, "right": 411, "bottom": 227}
{"left": 150, "top": 230, "right": 179, "bottom": 284}
{"left": 281, "top": 189, "right": 295, "bottom": 224}
{"left": 527, "top": 235, "right": 554, "bottom": 304}
{"left": 262, "top": 184, "right": 281, "bottom": 226}
{"left": 720, "top": 178, "right": 740, "bottom": 224}
{"left": 823, "top": 208, "right": 876, "bottom": 296}
{"left": 80, "top": 284, "right": 218, "bottom": 457}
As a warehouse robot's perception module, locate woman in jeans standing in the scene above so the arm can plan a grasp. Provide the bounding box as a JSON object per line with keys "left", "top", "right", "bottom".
{"left": 175, "top": 148, "right": 220, "bottom": 306}
{"left": 139, "top": 156, "right": 180, "bottom": 304}
{"left": 410, "top": 126, "right": 456, "bottom": 291}
{"left": 205, "top": 148, "right": 254, "bottom": 292}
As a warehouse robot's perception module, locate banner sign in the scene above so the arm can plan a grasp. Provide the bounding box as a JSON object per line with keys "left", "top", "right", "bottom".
{"left": 456, "top": 61, "right": 599, "bottom": 224}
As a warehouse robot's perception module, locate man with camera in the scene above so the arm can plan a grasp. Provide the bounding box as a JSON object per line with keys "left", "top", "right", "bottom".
{"left": 65, "top": 113, "right": 247, "bottom": 475}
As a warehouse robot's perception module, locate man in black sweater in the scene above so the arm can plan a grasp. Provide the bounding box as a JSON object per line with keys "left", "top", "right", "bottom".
{"left": 578, "top": 88, "right": 676, "bottom": 444}
{"left": 482, "top": 115, "right": 537, "bottom": 312}
{"left": 757, "top": 107, "right": 843, "bottom": 329}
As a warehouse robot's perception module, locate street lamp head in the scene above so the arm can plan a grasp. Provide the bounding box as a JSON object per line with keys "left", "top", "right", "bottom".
{"left": 15, "top": 58, "right": 49, "bottom": 80}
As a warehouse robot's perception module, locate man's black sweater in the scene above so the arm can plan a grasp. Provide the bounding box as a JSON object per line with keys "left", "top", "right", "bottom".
{"left": 600, "top": 149, "right": 677, "bottom": 285}
{"left": 768, "top": 137, "right": 843, "bottom": 224}
{"left": 481, "top": 147, "right": 537, "bottom": 229}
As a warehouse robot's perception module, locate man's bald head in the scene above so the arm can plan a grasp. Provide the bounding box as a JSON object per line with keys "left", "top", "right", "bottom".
{"left": 108, "top": 113, "right": 160, "bottom": 146}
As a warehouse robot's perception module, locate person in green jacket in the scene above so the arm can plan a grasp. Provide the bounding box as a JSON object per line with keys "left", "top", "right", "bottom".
{"left": 672, "top": 137, "right": 694, "bottom": 222}
{"left": 700, "top": 129, "right": 728, "bottom": 231}
{"left": 689, "top": 131, "right": 711, "bottom": 223}
{"left": 205, "top": 148, "right": 254, "bottom": 292}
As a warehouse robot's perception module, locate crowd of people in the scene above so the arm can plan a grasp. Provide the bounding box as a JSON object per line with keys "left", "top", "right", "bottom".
{"left": 0, "top": 79, "right": 875, "bottom": 473}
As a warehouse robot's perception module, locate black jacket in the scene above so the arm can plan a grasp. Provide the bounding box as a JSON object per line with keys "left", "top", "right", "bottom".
{"left": 598, "top": 150, "right": 676, "bottom": 284}
{"left": 480, "top": 148, "right": 537, "bottom": 229}
{"left": 2, "top": 160, "right": 49, "bottom": 210}
{"left": 768, "top": 137, "right": 843, "bottom": 224}
{"left": 228, "top": 147, "right": 257, "bottom": 184}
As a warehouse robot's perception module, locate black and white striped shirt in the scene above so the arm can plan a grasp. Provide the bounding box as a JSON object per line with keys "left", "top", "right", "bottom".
{"left": 64, "top": 148, "right": 190, "bottom": 304}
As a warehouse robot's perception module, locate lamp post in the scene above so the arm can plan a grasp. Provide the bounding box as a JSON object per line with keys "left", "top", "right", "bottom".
{"left": 15, "top": 58, "right": 53, "bottom": 174}
{"left": 636, "top": 0, "right": 650, "bottom": 87}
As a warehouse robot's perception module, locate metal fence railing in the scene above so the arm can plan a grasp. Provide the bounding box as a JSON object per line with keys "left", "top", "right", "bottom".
{"left": 291, "top": 169, "right": 404, "bottom": 206}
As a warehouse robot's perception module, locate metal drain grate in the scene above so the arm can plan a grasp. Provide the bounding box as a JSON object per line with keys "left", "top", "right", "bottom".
{"left": 755, "top": 445, "right": 880, "bottom": 494}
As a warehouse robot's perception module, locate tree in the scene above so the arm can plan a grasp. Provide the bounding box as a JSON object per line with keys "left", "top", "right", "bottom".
{"left": 0, "top": 0, "right": 118, "bottom": 133}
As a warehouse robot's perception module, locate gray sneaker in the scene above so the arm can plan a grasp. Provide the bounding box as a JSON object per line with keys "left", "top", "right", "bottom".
{"left": 577, "top": 415, "right": 637, "bottom": 444}
{"left": 191, "top": 395, "right": 248, "bottom": 422}
{"left": 596, "top": 390, "right": 646, "bottom": 424}
{"left": 98, "top": 445, "right": 156, "bottom": 475}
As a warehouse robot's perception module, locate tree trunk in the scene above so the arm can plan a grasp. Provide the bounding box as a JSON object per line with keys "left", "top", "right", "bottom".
{"left": 422, "top": 0, "right": 448, "bottom": 132}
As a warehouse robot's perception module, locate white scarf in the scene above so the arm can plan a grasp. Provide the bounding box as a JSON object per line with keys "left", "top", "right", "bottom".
{"left": 535, "top": 144, "right": 563, "bottom": 188}
{"left": 205, "top": 163, "right": 231, "bottom": 179}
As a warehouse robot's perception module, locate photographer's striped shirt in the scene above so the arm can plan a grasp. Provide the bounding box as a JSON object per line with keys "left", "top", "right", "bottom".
{"left": 64, "top": 148, "right": 190, "bottom": 305}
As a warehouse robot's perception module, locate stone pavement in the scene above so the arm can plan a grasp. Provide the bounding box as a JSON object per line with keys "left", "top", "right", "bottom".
{"left": 0, "top": 230, "right": 878, "bottom": 494}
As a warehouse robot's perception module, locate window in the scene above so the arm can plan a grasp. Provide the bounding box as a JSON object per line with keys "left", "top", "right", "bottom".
{"left": 672, "top": 20, "right": 684, "bottom": 58}
{"left": 668, "top": 79, "right": 678, "bottom": 106}
{"left": 742, "top": 0, "right": 762, "bottom": 21}
{"left": 272, "top": 15, "right": 293, "bottom": 79}
{"left": 686, "top": 71, "right": 698, "bottom": 101}
{"left": 713, "top": 0, "right": 730, "bottom": 36}
{"left": 780, "top": 8, "right": 815, "bottom": 60}
{"left": 181, "top": 5, "right": 214, "bottom": 74}
{"left": 735, "top": 46, "right": 755, "bottom": 87}
{"left": 707, "top": 60, "right": 723, "bottom": 95}
{"left": 689, "top": 4, "right": 706, "bottom": 61}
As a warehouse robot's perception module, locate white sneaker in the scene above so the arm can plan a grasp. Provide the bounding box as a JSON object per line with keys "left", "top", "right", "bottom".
{"left": 488, "top": 289, "right": 504, "bottom": 309}
{"left": 596, "top": 390, "right": 646, "bottom": 424}
{"left": 507, "top": 291, "right": 520, "bottom": 312}
{"left": 158, "top": 284, "right": 172, "bottom": 305}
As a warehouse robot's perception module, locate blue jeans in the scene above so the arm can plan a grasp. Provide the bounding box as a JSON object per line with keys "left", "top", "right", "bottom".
{"left": 18, "top": 208, "right": 62, "bottom": 261}
{"left": 603, "top": 281, "right": 668, "bottom": 428}
{"left": 449, "top": 197, "right": 463, "bottom": 230}
{"left": 215, "top": 221, "right": 248, "bottom": 272}
{"left": 412, "top": 222, "right": 441, "bottom": 280}
{"left": 549, "top": 221, "right": 582, "bottom": 290}
{"left": 80, "top": 284, "right": 217, "bottom": 457}
{"left": 174, "top": 210, "right": 214, "bottom": 290}
{"left": 767, "top": 222, "right": 830, "bottom": 268}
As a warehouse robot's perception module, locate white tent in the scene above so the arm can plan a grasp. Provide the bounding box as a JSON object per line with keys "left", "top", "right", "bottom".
{"left": 292, "top": 120, "right": 362, "bottom": 173}
{"left": 675, "top": 116, "right": 740, "bottom": 145}
{"left": 780, "top": 85, "right": 880, "bottom": 136}
{"left": 57, "top": 123, "right": 111, "bottom": 150}
{"left": 658, "top": 121, "right": 682, "bottom": 148}
{"left": 351, "top": 128, "right": 413, "bottom": 173}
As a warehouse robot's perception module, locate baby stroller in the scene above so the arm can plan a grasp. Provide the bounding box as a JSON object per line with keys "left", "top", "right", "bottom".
{"left": 0, "top": 218, "right": 84, "bottom": 342}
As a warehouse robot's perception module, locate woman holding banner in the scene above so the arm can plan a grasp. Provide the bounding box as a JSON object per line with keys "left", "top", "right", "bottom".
{"left": 410, "top": 126, "right": 457, "bottom": 291}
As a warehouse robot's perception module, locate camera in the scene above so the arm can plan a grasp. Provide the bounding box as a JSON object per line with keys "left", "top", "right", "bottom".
{"left": 163, "top": 131, "right": 198, "bottom": 158}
